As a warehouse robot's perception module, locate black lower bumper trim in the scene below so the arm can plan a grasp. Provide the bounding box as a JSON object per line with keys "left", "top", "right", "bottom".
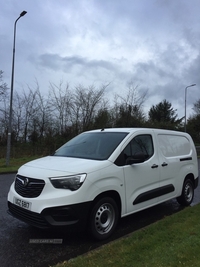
{"left": 8, "top": 201, "right": 92, "bottom": 230}
{"left": 8, "top": 202, "right": 49, "bottom": 228}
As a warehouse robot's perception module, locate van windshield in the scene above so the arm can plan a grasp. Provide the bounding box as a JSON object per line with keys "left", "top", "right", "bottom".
{"left": 53, "top": 132, "right": 128, "bottom": 160}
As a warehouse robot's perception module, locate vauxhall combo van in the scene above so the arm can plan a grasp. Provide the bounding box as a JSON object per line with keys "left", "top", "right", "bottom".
{"left": 8, "top": 128, "right": 199, "bottom": 240}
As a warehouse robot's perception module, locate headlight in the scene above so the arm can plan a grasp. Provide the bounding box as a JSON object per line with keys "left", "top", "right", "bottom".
{"left": 49, "top": 173, "right": 87, "bottom": 191}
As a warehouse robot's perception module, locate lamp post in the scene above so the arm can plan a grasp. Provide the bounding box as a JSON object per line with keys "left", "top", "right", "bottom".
{"left": 6, "top": 11, "right": 27, "bottom": 166}
{"left": 184, "top": 83, "right": 196, "bottom": 132}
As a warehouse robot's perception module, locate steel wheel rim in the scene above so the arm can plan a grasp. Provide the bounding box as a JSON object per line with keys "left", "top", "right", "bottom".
{"left": 184, "top": 183, "right": 193, "bottom": 202}
{"left": 94, "top": 203, "right": 115, "bottom": 235}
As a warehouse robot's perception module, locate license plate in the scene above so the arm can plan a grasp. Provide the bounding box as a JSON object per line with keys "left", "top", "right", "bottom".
{"left": 14, "top": 197, "right": 31, "bottom": 211}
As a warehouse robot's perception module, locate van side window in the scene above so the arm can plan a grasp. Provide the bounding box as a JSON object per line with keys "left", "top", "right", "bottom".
{"left": 158, "top": 134, "right": 190, "bottom": 157}
{"left": 115, "top": 134, "right": 154, "bottom": 166}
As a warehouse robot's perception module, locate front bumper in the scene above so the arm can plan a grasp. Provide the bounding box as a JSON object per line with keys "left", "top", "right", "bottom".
{"left": 8, "top": 201, "right": 92, "bottom": 230}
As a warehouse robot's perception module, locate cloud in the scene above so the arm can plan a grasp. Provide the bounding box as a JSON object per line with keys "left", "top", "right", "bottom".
{"left": 0, "top": 0, "right": 200, "bottom": 118}
{"left": 37, "top": 53, "right": 116, "bottom": 72}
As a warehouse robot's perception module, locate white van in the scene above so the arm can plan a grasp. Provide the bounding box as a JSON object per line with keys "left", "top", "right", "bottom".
{"left": 8, "top": 128, "right": 199, "bottom": 240}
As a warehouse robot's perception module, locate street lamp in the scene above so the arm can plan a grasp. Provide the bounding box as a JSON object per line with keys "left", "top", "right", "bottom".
{"left": 184, "top": 83, "right": 196, "bottom": 132}
{"left": 6, "top": 11, "right": 27, "bottom": 166}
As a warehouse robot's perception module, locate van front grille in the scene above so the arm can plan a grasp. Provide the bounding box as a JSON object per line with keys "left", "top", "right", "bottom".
{"left": 15, "top": 175, "right": 45, "bottom": 198}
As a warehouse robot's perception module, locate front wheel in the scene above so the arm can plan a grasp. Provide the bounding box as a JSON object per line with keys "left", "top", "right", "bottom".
{"left": 177, "top": 179, "right": 194, "bottom": 206}
{"left": 89, "top": 197, "right": 119, "bottom": 240}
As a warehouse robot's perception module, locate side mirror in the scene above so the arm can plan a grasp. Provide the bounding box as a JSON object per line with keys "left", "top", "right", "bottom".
{"left": 126, "top": 152, "right": 146, "bottom": 165}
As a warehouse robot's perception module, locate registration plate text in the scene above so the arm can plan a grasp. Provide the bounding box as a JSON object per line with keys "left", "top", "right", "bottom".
{"left": 14, "top": 197, "right": 31, "bottom": 210}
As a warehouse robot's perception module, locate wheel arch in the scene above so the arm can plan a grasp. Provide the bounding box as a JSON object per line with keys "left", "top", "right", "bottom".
{"left": 90, "top": 190, "right": 122, "bottom": 217}
{"left": 183, "top": 173, "right": 195, "bottom": 188}
{"left": 177, "top": 173, "right": 195, "bottom": 206}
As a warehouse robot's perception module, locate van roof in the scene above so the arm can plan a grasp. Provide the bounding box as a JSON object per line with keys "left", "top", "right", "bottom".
{"left": 87, "top": 128, "right": 188, "bottom": 135}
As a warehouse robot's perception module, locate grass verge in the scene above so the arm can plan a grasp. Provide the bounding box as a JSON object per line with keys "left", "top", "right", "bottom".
{"left": 0, "top": 156, "right": 40, "bottom": 173}
{"left": 53, "top": 204, "right": 200, "bottom": 267}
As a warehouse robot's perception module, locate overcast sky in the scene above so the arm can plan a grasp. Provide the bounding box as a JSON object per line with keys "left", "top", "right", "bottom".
{"left": 0, "top": 0, "right": 199, "bottom": 119}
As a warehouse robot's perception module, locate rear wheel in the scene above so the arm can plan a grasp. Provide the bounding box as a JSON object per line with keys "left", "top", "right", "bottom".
{"left": 89, "top": 197, "right": 119, "bottom": 240}
{"left": 177, "top": 179, "right": 194, "bottom": 206}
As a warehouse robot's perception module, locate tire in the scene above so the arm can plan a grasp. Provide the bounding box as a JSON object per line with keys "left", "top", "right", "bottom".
{"left": 177, "top": 179, "right": 194, "bottom": 206}
{"left": 89, "top": 197, "right": 119, "bottom": 240}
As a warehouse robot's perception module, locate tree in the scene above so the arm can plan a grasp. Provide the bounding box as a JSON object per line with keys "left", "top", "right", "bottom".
{"left": 114, "top": 104, "right": 146, "bottom": 127}
{"left": 187, "top": 115, "right": 200, "bottom": 144}
{"left": 0, "top": 71, "right": 9, "bottom": 144}
{"left": 49, "top": 81, "right": 72, "bottom": 136}
{"left": 71, "top": 84, "right": 108, "bottom": 133}
{"left": 0, "top": 70, "right": 8, "bottom": 101}
{"left": 148, "top": 99, "right": 183, "bottom": 130}
{"left": 29, "top": 85, "right": 52, "bottom": 142}
{"left": 192, "top": 99, "right": 200, "bottom": 115}
{"left": 112, "top": 83, "right": 147, "bottom": 127}
{"left": 187, "top": 99, "right": 200, "bottom": 143}
{"left": 13, "top": 87, "right": 38, "bottom": 142}
{"left": 93, "top": 108, "right": 112, "bottom": 129}
{"left": 0, "top": 97, "right": 8, "bottom": 145}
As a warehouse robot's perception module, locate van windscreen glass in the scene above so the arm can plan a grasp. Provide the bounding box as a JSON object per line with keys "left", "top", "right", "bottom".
{"left": 53, "top": 132, "right": 128, "bottom": 160}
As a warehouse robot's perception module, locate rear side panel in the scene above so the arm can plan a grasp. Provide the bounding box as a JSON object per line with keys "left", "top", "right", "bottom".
{"left": 156, "top": 131, "right": 198, "bottom": 202}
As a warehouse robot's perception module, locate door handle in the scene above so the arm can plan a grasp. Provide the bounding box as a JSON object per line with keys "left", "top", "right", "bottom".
{"left": 161, "top": 162, "right": 168, "bottom": 167}
{"left": 151, "top": 164, "right": 158, "bottom": 169}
